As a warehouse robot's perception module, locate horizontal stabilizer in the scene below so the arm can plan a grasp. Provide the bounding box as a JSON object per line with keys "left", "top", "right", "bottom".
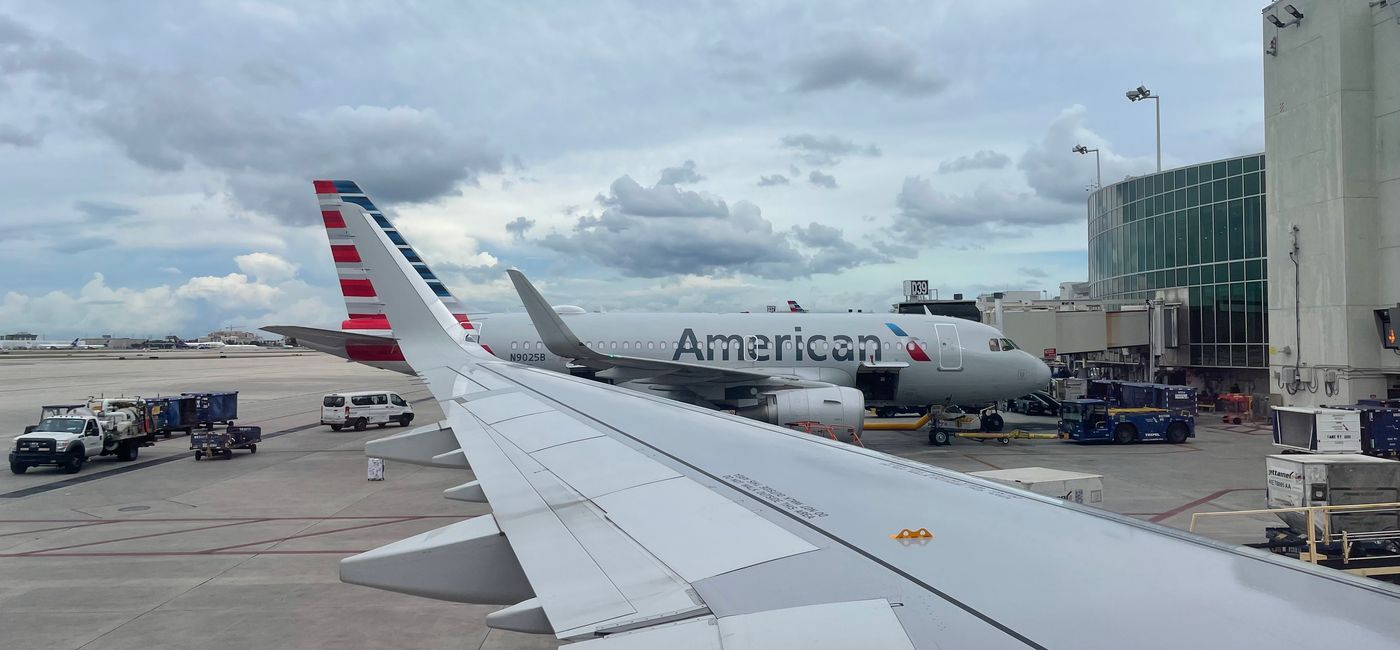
{"left": 262, "top": 325, "right": 393, "bottom": 353}
{"left": 486, "top": 598, "right": 552, "bottom": 635}
{"left": 444, "top": 480, "right": 488, "bottom": 503}
{"left": 340, "top": 515, "right": 534, "bottom": 605}
{"left": 261, "top": 324, "right": 411, "bottom": 375}
{"left": 364, "top": 421, "right": 459, "bottom": 466}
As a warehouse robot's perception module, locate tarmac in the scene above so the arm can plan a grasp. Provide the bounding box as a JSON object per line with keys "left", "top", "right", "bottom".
{"left": 0, "top": 350, "right": 1285, "bottom": 649}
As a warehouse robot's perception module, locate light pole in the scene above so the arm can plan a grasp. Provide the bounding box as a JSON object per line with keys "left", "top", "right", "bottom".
{"left": 1072, "top": 144, "right": 1100, "bottom": 189}
{"left": 1125, "top": 85, "right": 1161, "bottom": 172}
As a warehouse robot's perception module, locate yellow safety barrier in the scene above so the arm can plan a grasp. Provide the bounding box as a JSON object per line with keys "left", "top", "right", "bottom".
{"left": 1189, "top": 501, "right": 1400, "bottom": 577}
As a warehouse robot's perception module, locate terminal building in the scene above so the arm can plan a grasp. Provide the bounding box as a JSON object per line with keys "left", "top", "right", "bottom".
{"left": 1087, "top": 153, "right": 1269, "bottom": 392}
{"left": 1030, "top": 2, "right": 1398, "bottom": 408}
{"left": 913, "top": 3, "right": 1397, "bottom": 410}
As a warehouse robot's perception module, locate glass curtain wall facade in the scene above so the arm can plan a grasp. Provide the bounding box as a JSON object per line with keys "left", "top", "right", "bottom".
{"left": 1088, "top": 154, "right": 1267, "bottom": 369}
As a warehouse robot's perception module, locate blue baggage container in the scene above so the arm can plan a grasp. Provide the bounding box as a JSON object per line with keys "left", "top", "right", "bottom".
{"left": 146, "top": 395, "right": 198, "bottom": 437}
{"left": 1333, "top": 402, "right": 1400, "bottom": 458}
{"left": 1120, "top": 383, "right": 1197, "bottom": 417}
{"left": 183, "top": 391, "right": 239, "bottom": 428}
{"left": 1086, "top": 380, "right": 1123, "bottom": 404}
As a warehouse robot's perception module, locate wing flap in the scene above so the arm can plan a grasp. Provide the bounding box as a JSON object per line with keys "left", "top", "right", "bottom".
{"left": 427, "top": 368, "right": 819, "bottom": 639}
{"left": 465, "top": 390, "right": 553, "bottom": 424}
{"left": 594, "top": 477, "right": 817, "bottom": 583}
{"left": 444, "top": 401, "right": 640, "bottom": 635}
{"left": 531, "top": 436, "right": 681, "bottom": 499}
{"left": 491, "top": 410, "right": 604, "bottom": 453}
{"left": 572, "top": 600, "right": 915, "bottom": 650}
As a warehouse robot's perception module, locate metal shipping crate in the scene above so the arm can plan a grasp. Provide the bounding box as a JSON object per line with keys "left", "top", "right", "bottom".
{"left": 1265, "top": 454, "right": 1400, "bottom": 535}
{"left": 970, "top": 467, "right": 1105, "bottom": 506}
{"left": 1272, "top": 406, "right": 1362, "bottom": 453}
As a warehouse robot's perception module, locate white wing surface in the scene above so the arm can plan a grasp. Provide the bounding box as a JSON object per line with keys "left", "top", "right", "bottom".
{"left": 322, "top": 197, "right": 1400, "bottom": 649}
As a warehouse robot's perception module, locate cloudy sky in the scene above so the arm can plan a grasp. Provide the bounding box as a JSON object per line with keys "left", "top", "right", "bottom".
{"left": 0, "top": 1, "right": 1265, "bottom": 339}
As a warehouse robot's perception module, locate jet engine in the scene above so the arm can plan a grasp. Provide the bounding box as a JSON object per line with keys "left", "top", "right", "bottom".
{"left": 736, "top": 386, "right": 865, "bottom": 440}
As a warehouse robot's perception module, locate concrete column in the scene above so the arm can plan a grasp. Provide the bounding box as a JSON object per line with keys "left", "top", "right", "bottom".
{"left": 1264, "top": 1, "right": 1395, "bottom": 406}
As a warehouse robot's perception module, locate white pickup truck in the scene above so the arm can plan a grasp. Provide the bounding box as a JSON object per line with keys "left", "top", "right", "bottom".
{"left": 9, "top": 404, "right": 150, "bottom": 474}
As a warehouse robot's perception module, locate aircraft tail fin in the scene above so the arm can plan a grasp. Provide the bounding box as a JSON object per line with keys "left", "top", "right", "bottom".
{"left": 326, "top": 187, "right": 480, "bottom": 370}
{"left": 787, "top": 300, "right": 807, "bottom": 313}
{"left": 312, "top": 180, "right": 475, "bottom": 334}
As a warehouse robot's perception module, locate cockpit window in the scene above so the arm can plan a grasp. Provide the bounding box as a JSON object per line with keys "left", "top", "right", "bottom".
{"left": 999, "top": 338, "right": 1019, "bottom": 350}
{"left": 988, "top": 339, "right": 1002, "bottom": 351}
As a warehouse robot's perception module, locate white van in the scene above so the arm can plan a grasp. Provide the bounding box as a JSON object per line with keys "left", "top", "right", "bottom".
{"left": 321, "top": 391, "right": 414, "bottom": 431}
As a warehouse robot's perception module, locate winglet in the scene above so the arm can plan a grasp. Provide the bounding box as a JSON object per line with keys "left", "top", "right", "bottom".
{"left": 507, "top": 270, "right": 599, "bottom": 361}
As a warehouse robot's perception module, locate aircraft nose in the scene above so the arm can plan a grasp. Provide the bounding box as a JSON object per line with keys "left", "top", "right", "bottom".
{"left": 1024, "top": 353, "right": 1051, "bottom": 389}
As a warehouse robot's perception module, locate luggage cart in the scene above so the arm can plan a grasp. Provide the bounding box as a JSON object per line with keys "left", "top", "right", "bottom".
{"left": 1218, "top": 393, "right": 1253, "bottom": 425}
{"left": 191, "top": 425, "right": 260, "bottom": 460}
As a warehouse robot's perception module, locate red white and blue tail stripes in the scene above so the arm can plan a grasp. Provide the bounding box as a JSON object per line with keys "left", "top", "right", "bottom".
{"left": 314, "top": 179, "right": 475, "bottom": 333}
{"left": 314, "top": 180, "right": 486, "bottom": 363}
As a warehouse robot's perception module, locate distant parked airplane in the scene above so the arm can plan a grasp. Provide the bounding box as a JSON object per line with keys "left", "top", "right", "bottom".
{"left": 12, "top": 338, "right": 108, "bottom": 350}
{"left": 266, "top": 180, "right": 1049, "bottom": 435}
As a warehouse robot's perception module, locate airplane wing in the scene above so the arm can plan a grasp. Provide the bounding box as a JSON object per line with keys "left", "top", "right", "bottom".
{"left": 324, "top": 196, "right": 1400, "bottom": 649}
{"left": 507, "top": 270, "right": 827, "bottom": 390}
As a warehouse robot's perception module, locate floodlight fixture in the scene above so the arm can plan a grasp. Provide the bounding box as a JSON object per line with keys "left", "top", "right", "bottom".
{"left": 1284, "top": 4, "right": 1304, "bottom": 19}
{"left": 1072, "top": 144, "right": 1100, "bottom": 187}
{"left": 1125, "top": 85, "right": 1161, "bottom": 171}
{"left": 1267, "top": 14, "right": 1286, "bottom": 28}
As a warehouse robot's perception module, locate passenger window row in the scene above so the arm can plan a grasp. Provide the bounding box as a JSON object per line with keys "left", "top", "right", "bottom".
{"left": 506, "top": 339, "right": 932, "bottom": 354}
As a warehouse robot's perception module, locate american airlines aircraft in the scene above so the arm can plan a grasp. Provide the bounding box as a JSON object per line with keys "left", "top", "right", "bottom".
{"left": 266, "top": 181, "right": 1049, "bottom": 436}
{"left": 302, "top": 204, "right": 1400, "bottom": 649}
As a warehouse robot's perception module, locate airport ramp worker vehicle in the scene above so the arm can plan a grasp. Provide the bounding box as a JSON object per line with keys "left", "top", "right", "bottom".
{"left": 9, "top": 404, "right": 149, "bottom": 474}
{"left": 1058, "top": 399, "right": 1194, "bottom": 444}
{"left": 321, "top": 391, "right": 415, "bottom": 431}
